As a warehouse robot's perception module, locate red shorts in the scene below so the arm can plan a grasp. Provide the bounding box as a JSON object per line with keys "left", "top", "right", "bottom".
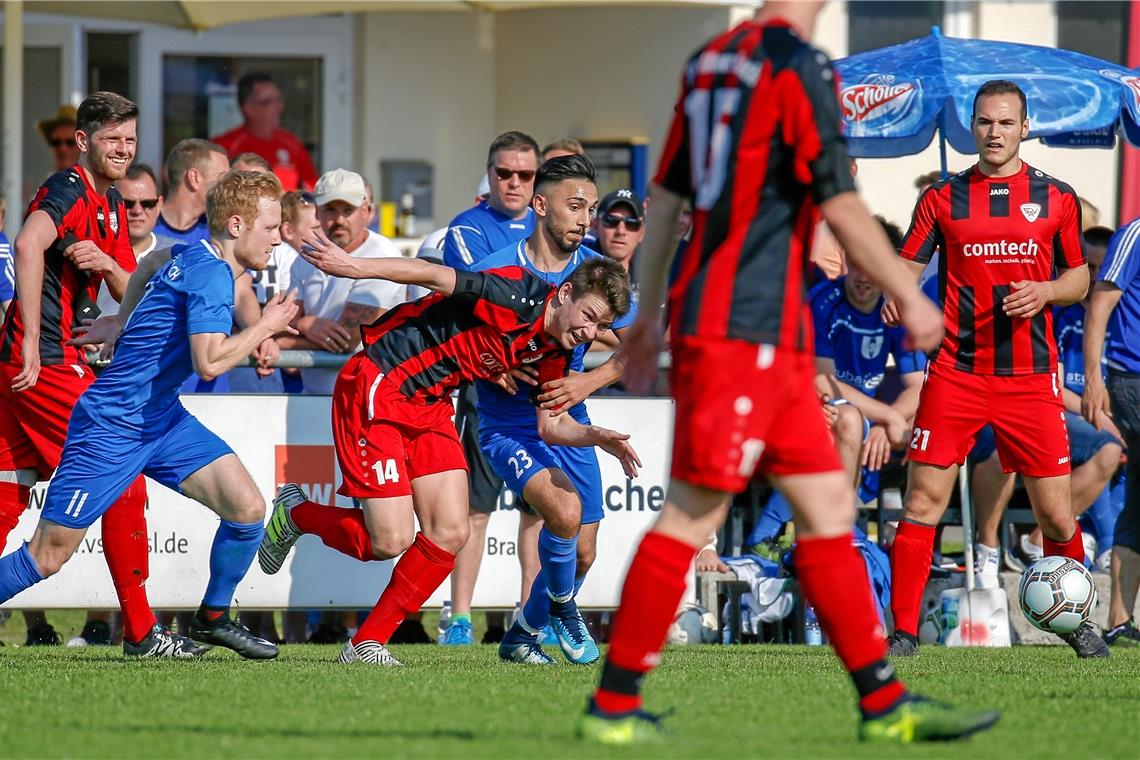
{"left": 670, "top": 338, "right": 843, "bottom": 493}
{"left": 0, "top": 362, "right": 95, "bottom": 475}
{"left": 332, "top": 353, "right": 467, "bottom": 499}
{"left": 909, "top": 361, "right": 1070, "bottom": 477}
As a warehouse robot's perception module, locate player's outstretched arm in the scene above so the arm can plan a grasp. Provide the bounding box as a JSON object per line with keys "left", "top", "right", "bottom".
{"left": 1082, "top": 282, "right": 1123, "bottom": 428}
{"left": 190, "top": 291, "right": 299, "bottom": 381}
{"left": 820, "top": 192, "right": 942, "bottom": 352}
{"left": 299, "top": 231, "right": 457, "bottom": 295}
{"left": 536, "top": 411, "right": 642, "bottom": 478}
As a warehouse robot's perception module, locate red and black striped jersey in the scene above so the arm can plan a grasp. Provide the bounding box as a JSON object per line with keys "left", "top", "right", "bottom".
{"left": 900, "top": 163, "right": 1086, "bottom": 375}
{"left": 361, "top": 266, "right": 571, "bottom": 404}
{"left": 657, "top": 18, "right": 855, "bottom": 349}
{"left": 0, "top": 167, "right": 136, "bottom": 366}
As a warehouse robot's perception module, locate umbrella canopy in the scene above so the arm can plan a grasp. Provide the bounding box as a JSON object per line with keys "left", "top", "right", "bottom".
{"left": 835, "top": 28, "right": 1140, "bottom": 160}
{"left": 23, "top": 0, "right": 751, "bottom": 31}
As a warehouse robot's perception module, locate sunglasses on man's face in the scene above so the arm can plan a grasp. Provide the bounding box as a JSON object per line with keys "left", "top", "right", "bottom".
{"left": 601, "top": 213, "right": 642, "bottom": 231}
{"left": 493, "top": 166, "right": 536, "bottom": 183}
{"left": 50, "top": 138, "right": 77, "bottom": 148}
{"left": 123, "top": 199, "right": 159, "bottom": 210}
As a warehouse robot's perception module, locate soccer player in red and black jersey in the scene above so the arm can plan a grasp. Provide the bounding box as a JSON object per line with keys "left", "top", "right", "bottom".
{"left": 257, "top": 239, "right": 640, "bottom": 666}
{"left": 884, "top": 80, "right": 1105, "bottom": 660}
{"left": 578, "top": 1, "right": 999, "bottom": 745}
{"left": 0, "top": 92, "right": 198, "bottom": 656}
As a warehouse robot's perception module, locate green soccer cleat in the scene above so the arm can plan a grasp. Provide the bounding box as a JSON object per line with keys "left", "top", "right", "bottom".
{"left": 860, "top": 695, "right": 1000, "bottom": 743}
{"left": 258, "top": 483, "right": 307, "bottom": 575}
{"left": 576, "top": 700, "right": 668, "bottom": 746}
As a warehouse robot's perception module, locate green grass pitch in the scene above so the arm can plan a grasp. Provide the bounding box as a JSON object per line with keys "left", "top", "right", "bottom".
{"left": 0, "top": 639, "right": 1135, "bottom": 758}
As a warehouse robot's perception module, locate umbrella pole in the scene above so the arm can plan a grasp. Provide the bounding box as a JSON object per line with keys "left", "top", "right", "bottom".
{"left": 938, "top": 114, "right": 949, "bottom": 180}
{"left": 3, "top": 0, "right": 23, "bottom": 223}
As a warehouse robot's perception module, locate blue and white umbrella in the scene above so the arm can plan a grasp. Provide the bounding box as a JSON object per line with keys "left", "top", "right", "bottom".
{"left": 835, "top": 27, "right": 1140, "bottom": 170}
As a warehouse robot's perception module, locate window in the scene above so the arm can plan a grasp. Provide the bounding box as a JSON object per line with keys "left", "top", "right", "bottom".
{"left": 1057, "top": 2, "right": 1130, "bottom": 65}
{"left": 848, "top": 1, "right": 944, "bottom": 55}
{"left": 161, "top": 55, "right": 322, "bottom": 167}
{"left": 87, "top": 33, "right": 137, "bottom": 101}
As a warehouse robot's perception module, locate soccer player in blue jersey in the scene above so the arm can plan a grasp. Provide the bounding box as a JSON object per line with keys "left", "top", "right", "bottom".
{"left": 442, "top": 131, "right": 541, "bottom": 645}
{"left": 474, "top": 154, "right": 635, "bottom": 665}
{"left": 0, "top": 170, "right": 298, "bottom": 659}
{"left": 1079, "top": 221, "right": 1140, "bottom": 647}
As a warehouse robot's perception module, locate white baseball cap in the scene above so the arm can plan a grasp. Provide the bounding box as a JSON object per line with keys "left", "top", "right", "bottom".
{"left": 315, "top": 168, "right": 367, "bottom": 208}
{"left": 476, "top": 174, "right": 491, "bottom": 198}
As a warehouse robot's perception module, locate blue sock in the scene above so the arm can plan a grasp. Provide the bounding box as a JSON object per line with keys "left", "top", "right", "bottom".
{"left": 1083, "top": 485, "right": 1117, "bottom": 551}
{"left": 0, "top": 544, "right": 45, "bottom": 602}
{"left": 202, "top": 519, "right": 263, "bottom": 611}
{"left": 521, "top": 529, "right": 577, "bottom": 631}
{"left": 747, "top": 492, "right": 793, "bottom": 546}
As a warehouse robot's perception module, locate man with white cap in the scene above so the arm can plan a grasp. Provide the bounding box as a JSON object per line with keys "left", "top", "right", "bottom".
{"left": 286, "top": 169, "right": 406, "bottom": 394}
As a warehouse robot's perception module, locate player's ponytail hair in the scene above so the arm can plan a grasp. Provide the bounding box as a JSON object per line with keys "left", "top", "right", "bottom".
{"left": 206, "top": 170, "right": 283, "bottom": 238}
{"left": 568, "top": 257, "right": 632, "bottom": 319}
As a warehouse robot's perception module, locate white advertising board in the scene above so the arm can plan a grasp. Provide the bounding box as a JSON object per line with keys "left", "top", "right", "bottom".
{"left": 1, "top": 395, "right": 676, "bottom": 611}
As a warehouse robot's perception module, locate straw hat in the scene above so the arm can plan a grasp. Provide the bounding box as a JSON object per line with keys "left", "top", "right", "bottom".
{"left": 36, "top": 105, "right": 77, "bottom": 143}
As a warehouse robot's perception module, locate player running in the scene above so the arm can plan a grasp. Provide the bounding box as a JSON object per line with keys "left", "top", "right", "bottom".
{"left": 0, "top": 170, "right": 298, "bottom": 660}
{"left": 884, "top": 80, "right": 1103, "bottom": 660}
{"left": 258, "top": 239, "right": 639, "bottom": 666}
{"left": 472, "top": 155, "right": 636, "bottom": 665}
{"left": 0, "top": 91, "right": 185, "bottom": 655}
{"left": 578, "top": 0, "right": 999, "bottom": 745}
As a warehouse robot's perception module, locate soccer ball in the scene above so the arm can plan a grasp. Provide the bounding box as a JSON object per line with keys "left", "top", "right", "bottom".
{"left": 1018, "top": 556, "right": 1096, "bottom": 635}
{"left": 667, "top": 603, "right": 719, "bottom": 645}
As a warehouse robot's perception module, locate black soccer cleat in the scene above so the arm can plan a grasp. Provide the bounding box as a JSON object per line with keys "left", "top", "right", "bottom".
{"left": 124, "top": 624, "right": 208, "bottom": 658}
{"left": 189, "top": 613, "right": 279, "bottom": 660}
{"left": 25, "top": 622, "right": 61, "bottom": 646}
{"left": 887, "top": 630, "right": 920, "bottom": 657}
{"left": 1062, "top": 621, "right": 1110, "bottom": 659}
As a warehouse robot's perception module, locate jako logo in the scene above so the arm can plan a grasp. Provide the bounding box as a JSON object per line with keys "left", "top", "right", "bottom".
{"left": 840, "top": 80, "right": 917, "bottom": 123}
{"left": 275, "top": 444, "right": 336, "bottom": 504}
{"left": 990, "top": 186, "right": 1009, "bottom": 196}
{"left": 962, "top": 239, "right": 1039, "bottom": 257}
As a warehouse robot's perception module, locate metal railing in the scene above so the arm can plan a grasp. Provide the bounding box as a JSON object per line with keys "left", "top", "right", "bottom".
{"left": 232, "top": 349, "right": 673, "bottom": 370}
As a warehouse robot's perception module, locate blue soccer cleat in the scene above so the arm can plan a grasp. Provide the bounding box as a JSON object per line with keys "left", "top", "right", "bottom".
{"left": 498, "top": 621, "right": 555, "bottom": 664}
{"left": 440, "top": 618, "right": 474, "bottom": 646}
{"left": 549, "top": 599, "right": 599, "bottom": 664}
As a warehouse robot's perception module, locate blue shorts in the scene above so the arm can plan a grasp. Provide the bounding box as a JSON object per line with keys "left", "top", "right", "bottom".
{"left": 1065, "top": 411, "right": 1121, "bottom": 466}
{"left": 480, "top": 428, "right": 604, "bottom": 525}
{"left": 42, "top": 404, "right": 233, "bottom": 529}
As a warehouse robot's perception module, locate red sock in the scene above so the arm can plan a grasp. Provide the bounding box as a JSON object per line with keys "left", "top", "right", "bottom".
{"left": 292, "top": 501, "right": 373, "bottom": 561}
{"left": 354, "top": 533, "right": 454, "bottom": 644}
{"left": 889, "top": 520, "right": 936, "bottom": 637}
{"left": 0, "top": 482, "right": 30, "bottom": 544}
{"left": 594, "top": 531, "right": 696, "bottom": 715}
{"left": 101, "top": 478, "right": 157, "bottom": 644}
{"left": 795, "top": 534, "right": 906, "bottom": 714}
{"left": 1043, "top": 522, "right": 1085, "bottom": 563}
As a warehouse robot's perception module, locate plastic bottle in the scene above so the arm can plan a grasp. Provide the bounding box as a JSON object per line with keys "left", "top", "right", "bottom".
{"left": 437, "top": 600, "right": 452, "bottom": 643}
{"left": 804, "top": 604, "right": 823, "bottom": 645}
{"left": 399, "top": 192, "right": 416, "bottom": 237}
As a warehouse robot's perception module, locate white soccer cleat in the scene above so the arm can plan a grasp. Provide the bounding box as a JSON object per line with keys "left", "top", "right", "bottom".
{"left": 338, "top": 639, "right": 402, "bottom": 666}
{"left": 973, "top": 543, "right": 1001, "bottom": 590}
{"left": 258, "top": 483, "right": 307, "bottom": 574}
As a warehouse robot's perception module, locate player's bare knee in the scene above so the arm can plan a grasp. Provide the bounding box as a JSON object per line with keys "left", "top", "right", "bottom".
{"left": 576, "top": 542, "right": 596, "bottom": 573}
{"left": 832, "top": 405, "right": 864, "bottom": 447}
{"left": 424, "top": 522, "right": 469, "bottom": 555}
{"left": 544, "top": 509, "right": 580, "bottom": 539}
{"left": 371, "top": 531, "right": 412, "bottom": 560}
{"left": 1094, "top": 442, "right": 1123, "bottom": 478}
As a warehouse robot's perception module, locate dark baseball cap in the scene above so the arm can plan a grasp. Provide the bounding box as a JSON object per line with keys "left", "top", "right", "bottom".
{"left": 598, "top": 188, "right": 644, "bottom": 219}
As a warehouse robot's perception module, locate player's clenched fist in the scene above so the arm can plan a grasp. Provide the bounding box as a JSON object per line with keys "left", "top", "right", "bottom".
{"left": 1002, "top": 279, "right": 1054, "bottom": 319}
{"left": 64, "top": 239, "right": 114, "bottom": 273}
{"left": 262, "top": 290, "right": 300, "bottom": 334}
{"left": 898, "top": 293, "right": 943, "bottom": 352}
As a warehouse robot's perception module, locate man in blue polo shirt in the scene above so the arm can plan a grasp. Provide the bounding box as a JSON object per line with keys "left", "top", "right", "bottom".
{"left": 474, "top": 155, "right": 636, "bottom": 665}
{"left": 1083, "top": 218, "right": 1140, "bottom": 647}
{"left": 441, "top": 131, "right": 541, "bottom": 645}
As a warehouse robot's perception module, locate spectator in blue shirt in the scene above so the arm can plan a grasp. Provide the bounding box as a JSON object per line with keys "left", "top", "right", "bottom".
{"left": 154, "top": 139, "right": 230, "bottom": 246}
{"left": 1083, "top": 218, "right": 1140, "bottom": 647}
{"left": 442, "top": 131, "right": 538, "bottom": 270}
{"left": 0, "top": 196, "right": 13, "bottom": 316}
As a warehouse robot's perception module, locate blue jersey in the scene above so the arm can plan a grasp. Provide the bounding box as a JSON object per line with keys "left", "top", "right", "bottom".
{"left": 443, "top": 201, "right": 534, "bottom": 271}
{"left": 79, "top": 240, "right": 235, "bottom": 438}
{"left": 1101, "top": 219, "right": 1140, "bottom": 374}
{"left": 810, "top": 278, "right": 925, "bottom": 396}
{"left": 0, "top": 232, "right": 12, "bottom": 303}
{"left": 153, "top": 213, "right": 210, "bottom": 246}
{"left": 1053, "top": 303, "right": 1110, "bottom": 394}
{"left": 473, "top": 240, "right": 637, "bottom": 430}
